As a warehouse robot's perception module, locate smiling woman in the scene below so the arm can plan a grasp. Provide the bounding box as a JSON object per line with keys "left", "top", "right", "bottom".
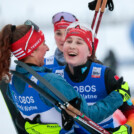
{"left": 63, "top": 23, "right": 93, "bottom": 68}
{"left": 0, "top": 20, "right": 127, "bottom": 134}
{"left": 53, "top": 22, "right": 134, "bottom": 134}
{"left": 43, "top": 12, "right": 78, "bottom": 69}
{"left": 63, "top": 35, "right": 91, "bottom": 67}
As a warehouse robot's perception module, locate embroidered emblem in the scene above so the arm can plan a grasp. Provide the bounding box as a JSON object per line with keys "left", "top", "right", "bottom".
{"left": 29, "top": 75, "right": 38, "bottom": 87}
{"left": 55, "top": 69, "right": 64, "bottom": 78}
{"left": 46, "top": 56, "right": 54, "bottom": 65}
{"left": 91, "top": 67, "right": 101, "bottom": 78}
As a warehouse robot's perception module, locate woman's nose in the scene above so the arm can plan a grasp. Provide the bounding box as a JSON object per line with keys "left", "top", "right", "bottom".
{"left": 61, "top": 35, "right": 65, "bottom": 42}
{"left": 69, "top": 42, "right": 75, "bottom": 49}
{"left": 45, "top": 44, "right": 49, "bottom": 51}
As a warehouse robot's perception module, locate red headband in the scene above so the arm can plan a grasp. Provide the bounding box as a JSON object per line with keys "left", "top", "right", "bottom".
{"left": 54, "top": 19, "right": 71, "bottom": 31}
{"left": 65, "top": 27, "right": 93, "bottom": 54}
{"left": 11, "top": 27, "right": 44, "bottom": 60}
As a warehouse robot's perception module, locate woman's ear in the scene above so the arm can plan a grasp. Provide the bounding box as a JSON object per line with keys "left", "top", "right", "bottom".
{"left": 87, "top": 49, "right": 92, "bottom": 57}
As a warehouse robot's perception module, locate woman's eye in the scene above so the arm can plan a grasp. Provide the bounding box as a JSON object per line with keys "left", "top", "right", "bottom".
{"left": 66, "top": 40, "right": 72, "bottom": 43}
{"left": 77, "top": 41, "right": 82, "bottom": 45}
{"left": 56, "top": 32, "right": 62, "bottom": 36}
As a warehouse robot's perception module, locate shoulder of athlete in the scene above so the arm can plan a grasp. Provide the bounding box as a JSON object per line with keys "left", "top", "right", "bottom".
{"left": 40, "top": 73, "right": 80, "bottom": 102}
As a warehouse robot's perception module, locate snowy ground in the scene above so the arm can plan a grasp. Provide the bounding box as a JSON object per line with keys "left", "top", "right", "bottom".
{"left": 0, "top": 0, "right": 134, "bottom": 133}
{"left": 0, "top": 93, "right": 17, "bottom": 134}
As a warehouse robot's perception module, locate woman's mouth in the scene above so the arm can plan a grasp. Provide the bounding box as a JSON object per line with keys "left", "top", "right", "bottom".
{"left": 68, "top": 52, "right": 77, "bottom": 57}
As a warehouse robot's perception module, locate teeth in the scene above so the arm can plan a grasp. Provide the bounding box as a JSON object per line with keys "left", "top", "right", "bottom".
{"left": 69, "top": 53, "right": 75, "bottom": 55}
{"left": 68, "top": 52, "right": 77, "bottom": 56}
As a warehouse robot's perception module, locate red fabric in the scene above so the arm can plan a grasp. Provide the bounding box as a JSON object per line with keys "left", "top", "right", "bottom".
{"left": 113, "top": 99, "right": 134, "bottom": 126}
{"left": 54, "top": 19, "right": 71, "bottom": 31}
{"left": 123, "top": 109, "right": 134, "bottom": 118}
{"left": 65, "top": 27, "right": 93, "bottom": 54}
{"left": 113, "top": 109, "right": 134, "bottom": 126}
{"left": 11, "top": 28, "right": 44, "bottom": 60}
{"left": 94, "top": 37, "right": 98, "bottom": 52}
{"left": 114, "top": 75, "right": 119, "bottom": 80}
{"left": 113, "top": 109, "right": 127, "bottom": 125}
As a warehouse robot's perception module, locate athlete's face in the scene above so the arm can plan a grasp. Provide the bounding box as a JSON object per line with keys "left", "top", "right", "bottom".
{"left": 63, "top": 36, "right": 91, "bottom": 67}
{"left": 54, "top": 29, "right": 66, "bottom": 52}
{"left": 32, "top": 41, "right": 49, "bottom": 66}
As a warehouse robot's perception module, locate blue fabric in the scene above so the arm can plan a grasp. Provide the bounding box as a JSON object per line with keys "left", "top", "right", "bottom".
{"left": 63, "top": 63, "right": 114, "bottom": 128}
{"left": 52, "top": 64, "right": 123, "bottom": 122}
{"left": 64, "top": 63, "right": 107, "bottom": 103}
{"left": 44, "top": 55, "right": 60, "bottom": 69}
{"left": 8, "top": 64, "right": 123, "bottom": 134}
{"left": 10, "top": 65, "right": 123, "bottom": 123}
{"left": 9, "top": 74, "right": 51, "bottom": 116}
{"left": 44, "top": 48, "right": 66, "bottom": 69}
{"left": 53, "top": 62, "right": 124, "bottom": 133}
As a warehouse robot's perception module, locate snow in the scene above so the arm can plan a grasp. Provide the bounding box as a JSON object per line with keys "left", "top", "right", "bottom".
{"left": 0, "top": 92, "right": 16, "bottom": 134}
{"left": 0, "top": 0, "right": 134, "bottom": 133}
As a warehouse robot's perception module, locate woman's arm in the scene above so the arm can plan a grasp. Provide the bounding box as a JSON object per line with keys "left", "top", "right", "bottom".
{"left": 105, "top": 67, "right": 134, "bottom": 132}
{"left": 40, "top": 73, "right": 123, "bottom": 123}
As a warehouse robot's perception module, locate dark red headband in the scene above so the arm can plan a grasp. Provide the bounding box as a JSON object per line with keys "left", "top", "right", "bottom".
{"left": 11, "top": 27, "right": 44, "bottom": 60}
{"left": 54, "top": 19, "right": 72, "bottom": 31}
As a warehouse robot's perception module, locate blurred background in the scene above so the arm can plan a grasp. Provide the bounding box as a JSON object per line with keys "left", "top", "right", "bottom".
{"left": 0, "top": 0, "right": 134, "bottom": 133}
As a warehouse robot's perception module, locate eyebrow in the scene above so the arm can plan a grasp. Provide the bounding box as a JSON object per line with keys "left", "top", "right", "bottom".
{"left": 55, "top": 30, "right": 61, "bottom": 32}
{"left": 67, "top": 37, "right": 72, "bottom": 39}
{"left": 77, "top": 38, "right": 84, "bottom": 41}
{"left": 67, "top": 37, "right": 84, "bottom": 41}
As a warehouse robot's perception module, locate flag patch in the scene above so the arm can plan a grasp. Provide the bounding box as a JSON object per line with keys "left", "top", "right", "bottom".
{"left": 55, "top": 69, "right": 64, "bottom": 78}
{"left": 91, "top": 67, "right": 101, "bottom": 78}
{"left": 114, "top": 75, "right": 119, "bottom": 80}
{"left": 29, "top": 75, "right": 38, "bottom": 87}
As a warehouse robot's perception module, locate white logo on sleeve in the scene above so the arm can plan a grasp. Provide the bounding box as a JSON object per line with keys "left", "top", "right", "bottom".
{"left": 46, "top": 56, "right": 54, "bottom": 65}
